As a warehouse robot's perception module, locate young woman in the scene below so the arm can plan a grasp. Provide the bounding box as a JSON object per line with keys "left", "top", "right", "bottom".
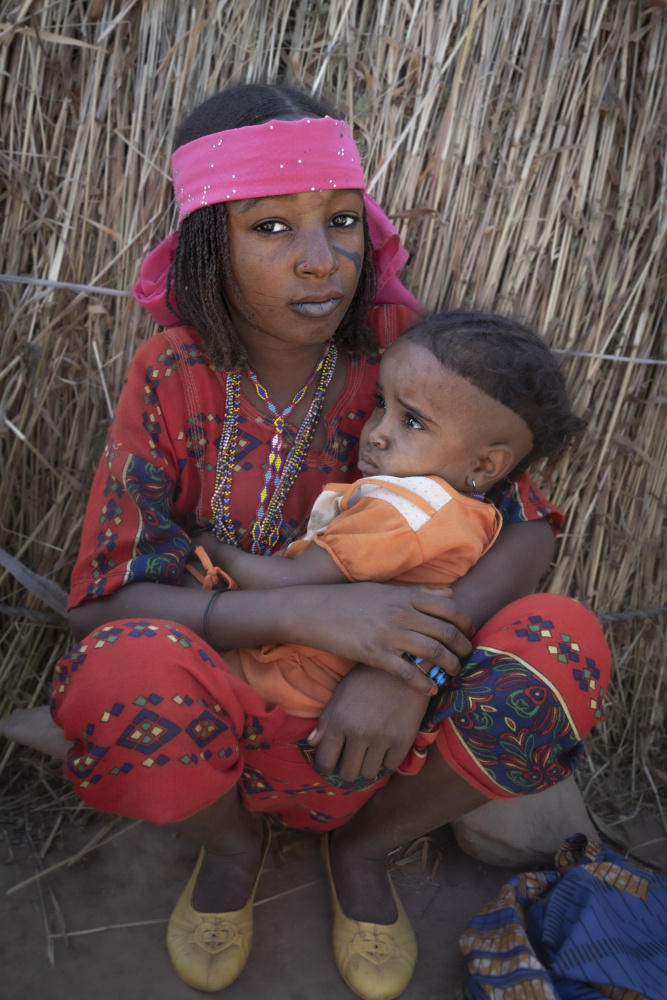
{"left": 51, "top": 83, "right": 609, "bottom": 998}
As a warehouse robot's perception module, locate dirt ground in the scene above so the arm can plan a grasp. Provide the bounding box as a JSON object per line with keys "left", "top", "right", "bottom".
{"left": 2, "top": 743, "right": 664, "bottom": 1000}
{"left": 1, "top": 811, "right": 521, "bottom": 1000}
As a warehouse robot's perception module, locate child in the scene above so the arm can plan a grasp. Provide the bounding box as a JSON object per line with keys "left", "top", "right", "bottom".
{"left": 190, "top": 310, "right": 585, "bottom": 719}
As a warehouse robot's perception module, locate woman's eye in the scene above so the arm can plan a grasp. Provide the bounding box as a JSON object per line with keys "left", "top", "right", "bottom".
{"left": 254, "top": 220, "right": 290, "bottom": 234}
{"left": 330, "top": 213, "right": 359, "bottom": 229}
{"left": 404, "top": 414, "right": 423, "bottom": 430}
{"left": 373, "top": 393, "right": 386, "bottom": 409}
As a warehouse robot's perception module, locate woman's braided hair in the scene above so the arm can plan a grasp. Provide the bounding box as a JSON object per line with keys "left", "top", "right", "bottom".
{"left": 167, "top": 83, "right": 376, "bottom": 369}
{"left": 403, "top": 310, "right": 586, "bottom": 474}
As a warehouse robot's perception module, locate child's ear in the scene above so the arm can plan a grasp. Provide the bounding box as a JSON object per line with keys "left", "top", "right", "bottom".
{"left": 469, "top": 445, "right": 516, "bottom": 492}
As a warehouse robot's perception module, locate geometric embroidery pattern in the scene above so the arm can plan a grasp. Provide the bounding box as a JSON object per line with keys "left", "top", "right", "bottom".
{"left": 67, "top": 742, "right": 109, "bottom": 779}
{"left": 239, "top": 765, "right": 275, "bottom": 798}
{"left": 572, "top": 658, "right": 600, "bottom": 691}
{"left": 185, "top": 710, "right": 228, "bottom": 747}
{"left": 513, "top": 617, "right": 605, "bottom": 719}
{"left": 513, "top": 615, "right": 555, "bottom": 641}
{"left": 117, "top": 708, "right": 181, "bottom": 754}
{"left": 100, "top": 703, "right": 124, "bottom": 723}
{"left": 91, "top": 625, "right": 124, "bottom": 647}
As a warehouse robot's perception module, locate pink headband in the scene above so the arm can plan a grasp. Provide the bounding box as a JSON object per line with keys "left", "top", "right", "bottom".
{"left": 173, "top": 116, "right": 364, "bottom": 223}
{"left": 133, "top": 116, "right": 421, "bottom": 324}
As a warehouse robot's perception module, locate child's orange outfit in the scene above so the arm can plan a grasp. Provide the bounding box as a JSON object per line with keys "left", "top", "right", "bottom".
{"left": 225, "top": 474, "right": 501, "bottom": 717}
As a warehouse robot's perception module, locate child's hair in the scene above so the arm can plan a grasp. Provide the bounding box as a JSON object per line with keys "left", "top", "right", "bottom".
{"left": 402, "top": 310, "right": 586, "bottom": 474}
{"left": 167, "top": 83, "right": 376, "bottom": 368}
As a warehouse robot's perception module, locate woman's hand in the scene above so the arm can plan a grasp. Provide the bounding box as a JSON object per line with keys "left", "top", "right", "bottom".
{"left": 307, "top": 663, "right": 431, "bottom": 781}
{"left": 279, "top": 581, "right": 472, "bottom": 696}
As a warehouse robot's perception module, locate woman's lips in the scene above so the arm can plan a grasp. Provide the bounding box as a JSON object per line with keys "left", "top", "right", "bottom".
{"left": 289, "top": 297, "right": 342, "bottom": 319}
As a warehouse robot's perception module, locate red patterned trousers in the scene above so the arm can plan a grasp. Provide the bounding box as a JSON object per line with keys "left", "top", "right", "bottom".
{"left": 51, "top": 594, "right": 609, "bottom": 829}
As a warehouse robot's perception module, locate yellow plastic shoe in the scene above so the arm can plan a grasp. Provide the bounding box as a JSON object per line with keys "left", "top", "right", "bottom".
{"left": 167, "top": 818, "right": 271, "bottom": 992}
{"left": 322, "top": 835, "right": 418, "bottom": 1000}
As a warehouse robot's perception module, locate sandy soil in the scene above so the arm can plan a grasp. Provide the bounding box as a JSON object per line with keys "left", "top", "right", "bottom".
{"left": 1, "top": 812, "right": 523, "bottom": 1000}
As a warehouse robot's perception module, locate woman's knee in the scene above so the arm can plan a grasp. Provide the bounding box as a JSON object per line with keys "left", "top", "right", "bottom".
{"left": 51, "top": 619, "right": 246, "bottom": 739}
{"left": 429, "top": 593, "right": 610, "bottom": 799}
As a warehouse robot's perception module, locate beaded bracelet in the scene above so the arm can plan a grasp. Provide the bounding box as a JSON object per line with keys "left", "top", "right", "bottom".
{"left": 403, "top": 653, "right": 450, "bottom": 689}
{"left": 203, "top": 589, "right": 227, "bottom": 647}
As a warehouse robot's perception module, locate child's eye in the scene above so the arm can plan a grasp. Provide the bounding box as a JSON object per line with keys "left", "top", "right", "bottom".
{"left": 373, "top": 392, "right": 386, "bottom": 409}
{"left": 254, "top": 220, "right": 290, "bottom": 234}
{"left": 330, "top": 213, "right": 359, "bottom": 229}
{"left": 404, "top": 413, "right": 423, "bottom": 430}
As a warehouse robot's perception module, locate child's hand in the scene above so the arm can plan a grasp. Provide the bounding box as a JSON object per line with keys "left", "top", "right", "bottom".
{"left": 181, "top": 532, "right": 235, "bottom": 590}
{"left": 190, "top": 528, "right": 233, "bottom": 565}
{"left": 180, "top": 559, "right": 207, "bottom": 589}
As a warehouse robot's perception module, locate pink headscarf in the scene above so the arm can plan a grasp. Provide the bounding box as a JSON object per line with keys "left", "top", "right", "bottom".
{"left": 133, "top": 116, "right": 421, "bottom": 325}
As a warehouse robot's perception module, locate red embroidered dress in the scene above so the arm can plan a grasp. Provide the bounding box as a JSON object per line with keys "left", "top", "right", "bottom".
{"left": 53, "top": 305, "right": 609, "bottom": 828}
{"left": 69, "top": 305, "right": 561, "bottom": 607}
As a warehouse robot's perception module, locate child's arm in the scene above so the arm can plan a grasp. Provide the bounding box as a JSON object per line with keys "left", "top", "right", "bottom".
{"left": 191, "top": 531, "right": 347, "bottom": 590}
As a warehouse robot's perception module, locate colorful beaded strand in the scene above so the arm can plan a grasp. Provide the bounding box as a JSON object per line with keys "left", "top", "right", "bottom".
{"left": 251, "top": 340, "right": 337, "bottom": 552}
{"left": 246, "top": 340, "right": 332, "bottom": 549}
{"left": 210, "top": 367, "right": 242, "bottom": 545}
{"left": 211, "top": 340, "right": 337, "bottom": 554}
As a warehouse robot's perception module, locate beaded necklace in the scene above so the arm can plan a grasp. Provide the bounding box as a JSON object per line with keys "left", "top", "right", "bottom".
{"left": 212, "top": 339, "right": 338, "bottom": 554}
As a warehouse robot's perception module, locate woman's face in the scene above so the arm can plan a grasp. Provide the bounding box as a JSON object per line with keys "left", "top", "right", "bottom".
{"left": 222, "top": 188, "right": 364, "bottom": 356}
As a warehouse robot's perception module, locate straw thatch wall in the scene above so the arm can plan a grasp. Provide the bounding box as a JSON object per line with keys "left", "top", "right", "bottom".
{"left": 1, "top": 0, "right": 666, "bottom": 822}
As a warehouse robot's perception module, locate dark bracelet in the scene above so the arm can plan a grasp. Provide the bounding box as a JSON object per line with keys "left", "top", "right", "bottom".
{"left": 403, "top": 653, "right": 450, "bottom": 689}
{"left": 203, "top": 589, "right": 227, "bottom": 647}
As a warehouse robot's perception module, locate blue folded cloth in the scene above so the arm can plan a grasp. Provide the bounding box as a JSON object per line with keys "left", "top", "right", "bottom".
{"left": 460, "top": 834, "right": 667, "bottom": 999}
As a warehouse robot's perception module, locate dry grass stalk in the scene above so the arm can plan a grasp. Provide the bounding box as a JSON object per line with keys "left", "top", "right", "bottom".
{"left": 0, "top": 1, "right": 665, "bottom": 831}
{"left": 6, "top": 817, "right": 141, "bottom": 895}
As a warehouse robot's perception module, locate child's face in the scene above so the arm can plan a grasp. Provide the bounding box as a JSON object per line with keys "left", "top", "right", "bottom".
{"left": 222, "top": 188, "right": 364, "bottom": 358}
{"left": 357, "top": 338, "right": 534, "bottom": 493}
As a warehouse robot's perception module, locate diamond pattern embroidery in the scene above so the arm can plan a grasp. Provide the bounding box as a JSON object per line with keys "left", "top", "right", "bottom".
{"left": 68, "top": 743, "right": 108, "bottom": 779}
{"left": 514, "top": 615, "right": 555, "bottom": 642}
{"left": 117, "top": 708, "right": 181, "bottom": 754}
{"left": 100, "top": 703, "right": 124, "bottom": 723}
{"left": 546, "top": 632, "right": 581, "bottom": 664}
{"left": 573, "top": 657, "right": 605, "bottom": 717}
{"left": 126, "top": 623, "right": 160, "bottom": 638}
{"left": 240, "top": 766, "right": 274, "bottom": 796}
{"left": 92, "top": 625, "right": 124, "bottom": 648}
{"left": 186, "top": 710, "right": 228, "bottom": 747}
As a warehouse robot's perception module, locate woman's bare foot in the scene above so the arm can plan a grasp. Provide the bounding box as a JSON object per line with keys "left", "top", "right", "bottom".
{"left": 191, "top": 810, "right": 266, "bottom": 912}
{"left": 0, "top": 706, "right": 72, "bottom": 759}
{"left": 328, "top": 825, "right": 398, "bottom": 924}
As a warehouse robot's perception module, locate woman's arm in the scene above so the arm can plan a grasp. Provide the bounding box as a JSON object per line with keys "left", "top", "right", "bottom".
{"left": 68, "top": 576, "right": 472, "bottom": 697}
{"left": 447, "top": 518, "right": 555, "bottom": 630}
